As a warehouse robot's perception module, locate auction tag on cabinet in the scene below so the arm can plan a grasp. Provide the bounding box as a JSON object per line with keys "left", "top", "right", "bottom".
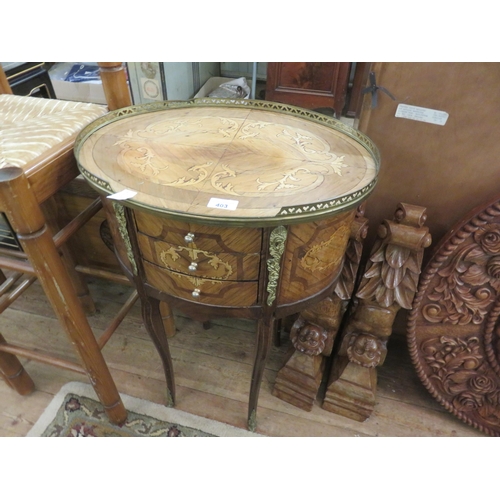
{"left": 207, "top": 197, "right": 239, "bottom": 211}
{"left": 395, "top": 104, "right": 449, "bottom": 126}
{"left": 107, "top": 189, "right": 138, "bottom": 200}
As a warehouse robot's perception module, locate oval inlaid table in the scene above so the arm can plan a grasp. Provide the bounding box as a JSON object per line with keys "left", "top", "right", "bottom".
{"left": 75, "top": 98, "right": 380, "bottom": 431}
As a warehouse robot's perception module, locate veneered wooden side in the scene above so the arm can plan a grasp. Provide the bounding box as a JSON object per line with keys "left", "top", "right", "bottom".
{"left": 279, "top": 209, "right": 355, "bottom": 304}
{"left": 53, "top": 179, "right": 122, "bottom": 274}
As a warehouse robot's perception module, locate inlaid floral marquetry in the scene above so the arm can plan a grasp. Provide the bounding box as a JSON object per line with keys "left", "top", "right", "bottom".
{"left": 74, "top": 99, "right": 380, "bottom": 432}
{"left": 76, "top": 100, "right": 379, "bottom": 225}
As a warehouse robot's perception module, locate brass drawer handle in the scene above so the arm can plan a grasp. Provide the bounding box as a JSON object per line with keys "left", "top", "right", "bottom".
{"left": 188, "top": 262, "right": 198, "bottom": 272}
{"left": 192, "top": 288, "right": 201, "bottom": 298}
{"left": 184, "top": 232, "right": 195, "bottom": 243}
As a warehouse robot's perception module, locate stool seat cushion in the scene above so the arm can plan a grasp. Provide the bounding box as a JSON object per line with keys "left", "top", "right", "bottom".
{"left": 0, "top": 94, "right": 107, "bottom": 169}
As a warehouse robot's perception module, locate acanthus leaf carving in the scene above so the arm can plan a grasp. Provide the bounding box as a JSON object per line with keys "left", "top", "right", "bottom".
{"left": 422, "top": 228, "right": 500, "bottom": 325}
{"left": 335, "top": 239, "right": 363, "bottom": 300}
{"left": 407, "top": 199, "right": 500, "bottom": 436}
{"left": 334, "top": 206, "right": 368, "bottom": 301}
{"left": 421, "top": 335, "right": 500, "bottom": 425}
{"left": 356, "top": 216, "right": 430, "bottom": 310}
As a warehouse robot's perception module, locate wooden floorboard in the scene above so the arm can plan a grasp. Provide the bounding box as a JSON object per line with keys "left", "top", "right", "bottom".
{"left": 0, "top": 277, "right": 485, "bottom": 437}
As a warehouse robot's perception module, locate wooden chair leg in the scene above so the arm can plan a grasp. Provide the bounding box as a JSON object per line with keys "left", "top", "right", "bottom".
{"left": 248, "top": 317, "right": 274, "bottom": 431}
{"left": 0, "top": 167, "right": 126, "bottom": 425}
{"left": 141, "top": 296, "right": 176, "bottom": 407}
{"left": 0, "top": 332, "right": 35, "bottom": 395}
{"left": 42, "top": 197, "right": 96, "bottom": 314}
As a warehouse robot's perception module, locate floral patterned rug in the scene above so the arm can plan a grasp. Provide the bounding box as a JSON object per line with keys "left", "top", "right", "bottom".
{"left": 27, "top": 382, "right": 261, "bottom": 437}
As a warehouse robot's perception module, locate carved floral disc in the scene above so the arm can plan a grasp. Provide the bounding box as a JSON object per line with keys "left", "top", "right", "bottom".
{"left": 407, "top": 198, "right": 500, "bottom": 436}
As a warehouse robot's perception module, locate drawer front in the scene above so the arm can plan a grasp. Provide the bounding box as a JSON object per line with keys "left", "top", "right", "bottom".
{"left": 134, "top": 212, "right": 262, "bottom": 253}
{"left": 137, "top": 233, "right": 260, "bottom": 280}
{"left": 143, "top": 261, "right": 258, "bottom": 306}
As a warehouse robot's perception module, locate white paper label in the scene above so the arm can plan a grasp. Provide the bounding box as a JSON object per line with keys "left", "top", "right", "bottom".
{"left": 207, "top": 197, "right": 239, "bottom": 211}
{"left": 395, "top": 104, "right": 449, "bottom": 126}
{"left": 107, "top": 189, "right": 138, "bottom": 200}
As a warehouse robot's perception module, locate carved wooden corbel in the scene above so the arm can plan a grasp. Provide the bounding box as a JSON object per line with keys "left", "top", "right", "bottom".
{"left": 272, "top": 205, "right": 369, "bottom": 411}
{"left": 322, "top": 203, "right": 431, "bottom": 421}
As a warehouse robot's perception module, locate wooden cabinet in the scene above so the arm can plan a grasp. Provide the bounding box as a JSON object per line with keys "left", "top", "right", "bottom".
{"left": 135, "top": 214, "right": 262, "bottom": 306}
{"left": 75, "top": 99, "right": 379, "bottom": 430}
{"left": 132, "top": 209, "right": 354, "bottom": 310}
{"left": 265, "top": 62, "right": 351, "bottom": 117}
{"left": 2, "top": 62, "right": 55, "bottom": 99}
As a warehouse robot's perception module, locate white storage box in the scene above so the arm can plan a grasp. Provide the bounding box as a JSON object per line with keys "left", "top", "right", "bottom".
{"left": 49, "top": 63, "right": 107, "bottom": 105}
{"left": 194, "top": 77, "right": 252, "bottom": 99}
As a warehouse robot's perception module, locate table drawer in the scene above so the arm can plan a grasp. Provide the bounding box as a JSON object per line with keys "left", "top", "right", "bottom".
{"left": 143, "top": 261, "right": 258, "bottom": 306}
{"left": 137, "top": 233, "right": 260, "bottom": 280}
{"left": 134, "top": 212, "right": 262, "bottom": 253}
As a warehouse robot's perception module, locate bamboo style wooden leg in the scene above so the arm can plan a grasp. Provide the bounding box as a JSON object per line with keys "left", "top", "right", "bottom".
{"left": 0, "top": 332, "right": 35, "bottom": 395}
{"left": 42, "top": 197, "right": 96, "bottom": 314}
{"left": 0, "top": 167, "right": 126, "bottom": 425}
{"left": 248, "top": 317, "right": 274, "bottom": 431}
{"left": 141, "top": 296, "right": 176, "bottom": 407}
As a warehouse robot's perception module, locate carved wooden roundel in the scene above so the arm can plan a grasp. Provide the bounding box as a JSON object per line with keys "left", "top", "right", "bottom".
{"left": 407, "top": 197, "right": 500, "bottom": 436}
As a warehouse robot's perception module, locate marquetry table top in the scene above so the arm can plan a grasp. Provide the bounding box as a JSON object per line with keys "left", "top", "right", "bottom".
{"left": 75, "top": 99, "right": 380, "bottom": 226}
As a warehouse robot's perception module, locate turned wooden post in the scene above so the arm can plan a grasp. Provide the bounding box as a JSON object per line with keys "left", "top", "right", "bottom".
{"left": 98, "top": 62, "right": 132, "bottom": 110}
{"left": 323, "top": 203, "right": 431, "bottom": 421}
{"left": 0, "top": 66, "right": 13, "bottom": 94}
{"left": 0, "top": 332, "right": 35, "bottom": 395}
{"left": 0, "top": 166, "right": 127, "bottom": 425}
{"left": 42, "top": 196, "right": 97, "bottom": 314}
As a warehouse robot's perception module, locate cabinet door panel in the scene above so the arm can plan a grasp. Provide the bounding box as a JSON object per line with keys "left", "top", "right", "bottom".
{"left": 265, "top": 62, "right": 351, "bottom": 117}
